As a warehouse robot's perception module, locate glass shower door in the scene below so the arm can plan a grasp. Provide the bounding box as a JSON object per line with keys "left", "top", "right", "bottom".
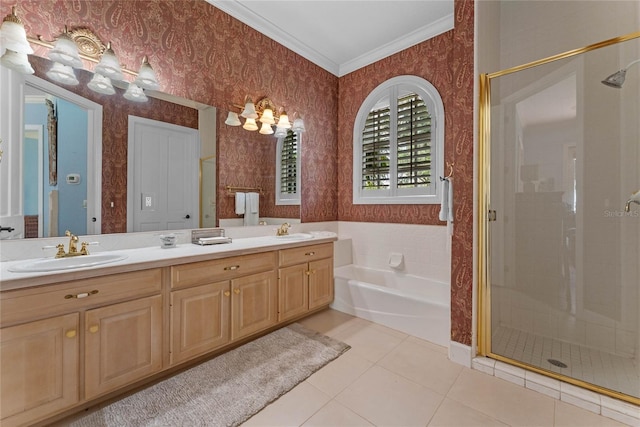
{"left": 482, "top": 32, "right": 640, "bottom": 403}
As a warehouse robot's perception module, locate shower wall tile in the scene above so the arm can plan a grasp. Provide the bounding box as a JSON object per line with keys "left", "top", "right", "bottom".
{"left": 585, "top": 323, "right": 616, "bottom": 352}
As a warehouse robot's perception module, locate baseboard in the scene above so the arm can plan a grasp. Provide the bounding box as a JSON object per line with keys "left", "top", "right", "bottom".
{"left": 449, "top": 340, "right": 472, "bottom": 368}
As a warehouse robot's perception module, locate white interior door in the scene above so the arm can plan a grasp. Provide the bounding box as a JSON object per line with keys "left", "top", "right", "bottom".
{"left": 127, "top": 116, "right": 200, "bottom": 232}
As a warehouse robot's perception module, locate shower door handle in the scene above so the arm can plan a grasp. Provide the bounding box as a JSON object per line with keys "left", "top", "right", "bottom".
{"left": 488, "top": 210, "right": 497, "bottom": 222}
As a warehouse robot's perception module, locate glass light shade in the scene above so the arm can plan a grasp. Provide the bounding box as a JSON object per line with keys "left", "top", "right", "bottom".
{"left": 225, "top": 111, "right": 241, "bottom": 126}
{"left": 241, "top": 100, "right": 258, "bottom": 119}
{"left": 259, "top": 121, "right": 274, "bottom": 135}
{"left": 134, "top": 56, "right": 159, "bottom": 90}
{"left": 242, "top": 117, "right": 258, "bottom": 131}
{"left": 48, "top": 33, "right": 83, "bottom": 68}
{"left": 276, "top": 111, "right": 291, "bottom": 129}
{"left": 87, "top": 73, "right": 115, "bottom": 95}
{"left": 94, "top": 43, "right": 124, "bottom": 81}
{"left": 0, "top": 11, "right": 34, "bottom": 55}
{"left": 123, "top": 82, "right": 148, "bottom": 102}
{"left": 274, "top": 126, "right": 288, "bottom": 138}
{"left": 292, "top": 117, "right": 306, "bottom": 132}
{"left": 46, "top": 62, "right": 79, "bottom": 85}
{"left": 0, "top": 49, "right": 34, "bottom": 74}
{"left": 260, "top": 108, "right": 275, "bottom": 124}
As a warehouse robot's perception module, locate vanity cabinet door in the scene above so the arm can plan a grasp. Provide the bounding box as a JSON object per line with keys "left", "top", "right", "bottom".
{"left": 84, "top": 295, "right": 163, "bottom": 399}
{"left": 308, "top": 257, "right": 334, "bottom": 310}
{"left": 231, "top": 271, "right": 278, "bottom": 341}
{"left": 278, "top": 263, "right": 309, "bottom": 322}
{"left": 170, "top": 281, "right": 231, "bottom": 365}
{"left": 0, "top": 313, "right": 79, "bottom": 427}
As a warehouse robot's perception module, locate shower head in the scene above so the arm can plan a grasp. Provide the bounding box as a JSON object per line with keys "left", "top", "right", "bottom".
{"left": 602, "top": 59, "right": 640, "bottom": 88}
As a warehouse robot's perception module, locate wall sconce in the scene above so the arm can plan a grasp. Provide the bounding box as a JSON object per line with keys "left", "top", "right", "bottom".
{"left": 225, "top": 96, "right": 304, "bottom": 137}
{"left": 0, "top": 6, "right": 160, "bottom": 102}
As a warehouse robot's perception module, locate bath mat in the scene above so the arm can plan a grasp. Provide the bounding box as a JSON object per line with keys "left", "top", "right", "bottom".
{"left": 68, "top": 323, "right": 350, "bottom": 427}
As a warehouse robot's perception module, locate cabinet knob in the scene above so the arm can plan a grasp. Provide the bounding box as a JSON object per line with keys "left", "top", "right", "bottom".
{"left": 224, "top": 291, "right": 231, "bottom": 297}
{"left": 65, "top": 329, "right": 77, "bottom": 338}
{"left": 89, "top": 325, "right": 99, "bottom": 334}
{"left": 233, "top": 288, "right": 240, "bottom": 295}
{"left": 305, "top": 269, "right": 317, "bottom": 276}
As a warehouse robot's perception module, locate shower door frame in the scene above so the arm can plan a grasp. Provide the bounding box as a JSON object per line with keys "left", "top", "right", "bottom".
{"left": 478, "top": 30, "right": 640, "bottom": 406}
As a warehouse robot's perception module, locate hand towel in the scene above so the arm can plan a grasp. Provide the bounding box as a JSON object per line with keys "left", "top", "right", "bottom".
{"left": 243, "top": 192, "right": 259, "bottom": 226}
{"left": 235, "top": 192, "right": 245, "bottom": 215}
{"left": 439, "top": 178, "right": 449, "bottom": 222}
{"left": 447, "top": 177, "right": 454, "bottom": 223}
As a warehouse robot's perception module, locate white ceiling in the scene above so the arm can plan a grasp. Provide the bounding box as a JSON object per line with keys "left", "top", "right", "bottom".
{"left": 207, "top": 0, "right": 454, "bottom": 77}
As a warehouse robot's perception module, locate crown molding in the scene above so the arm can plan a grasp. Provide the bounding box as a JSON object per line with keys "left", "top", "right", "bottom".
{"left": 207, "top": 0, "right": 454, "bottom": 77}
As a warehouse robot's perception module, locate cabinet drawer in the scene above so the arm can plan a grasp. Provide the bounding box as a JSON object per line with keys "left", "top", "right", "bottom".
{"left": 171, "top": 252, "right": 276, "bottom": 289}
{"left": 0, "top": 269, "right": 162, "bottom": 326}
{"left": 279, "top": 243, "right": 333, "bottom": 267}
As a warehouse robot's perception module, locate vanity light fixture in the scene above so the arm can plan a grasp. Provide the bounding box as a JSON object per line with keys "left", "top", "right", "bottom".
{"left": 48, "top": 26, "right": 83, "bottom": 68}
{"left": 0, "top": 6, "right": 34, "bottom": 74}
{"left": 0, "top": 12, "right": 161, "bottom": 102}
{"left": 227, "top": 96, "right": 304, "bottom": 138}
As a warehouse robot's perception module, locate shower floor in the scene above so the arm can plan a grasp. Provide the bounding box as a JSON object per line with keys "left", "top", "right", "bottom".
{"left": 492, "top": 326, "right": 640, "bottom": 399}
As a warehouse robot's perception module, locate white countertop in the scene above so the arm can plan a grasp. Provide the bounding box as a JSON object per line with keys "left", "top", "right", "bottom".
{"left": 0, "top": 232, "right": 337, "bottom": 291}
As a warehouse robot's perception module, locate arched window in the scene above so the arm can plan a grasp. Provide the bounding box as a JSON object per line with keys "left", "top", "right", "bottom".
{"left": 353, "top": 75, "right": 444, "bottom": 204}
{"left": 275, "top": 129, "right": 301, "bottom": 205}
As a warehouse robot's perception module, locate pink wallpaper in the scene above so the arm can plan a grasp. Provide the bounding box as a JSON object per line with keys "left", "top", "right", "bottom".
{"left": 337, "top": 1, "right": 475, "bottom": 344}
{"left": 14, "top": 0, "right": 474, "bottom": 346}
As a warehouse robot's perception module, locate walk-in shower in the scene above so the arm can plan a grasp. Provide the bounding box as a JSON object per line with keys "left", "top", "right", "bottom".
{"left": 479, "top": 31, "right": 640, "bottom": 405}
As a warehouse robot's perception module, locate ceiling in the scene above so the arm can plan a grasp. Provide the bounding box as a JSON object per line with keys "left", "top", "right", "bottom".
{"left": 207, "top": 0, "right": 454, "bottom": 77}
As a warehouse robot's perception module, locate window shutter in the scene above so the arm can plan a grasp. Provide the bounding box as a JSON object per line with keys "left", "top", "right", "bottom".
{"left": 280, "top": 130, "right": 298, "bottom": 194}
{"left": 361, "top": 107, "right": 391, "bottom": 190}
{"left": 396, "top": 93, "right": 431, "bottom": 188}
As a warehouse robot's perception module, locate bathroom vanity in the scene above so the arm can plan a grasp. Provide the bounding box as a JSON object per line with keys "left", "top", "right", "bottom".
{"left": 0, "top": 235, "right": 335, "bottom": 426}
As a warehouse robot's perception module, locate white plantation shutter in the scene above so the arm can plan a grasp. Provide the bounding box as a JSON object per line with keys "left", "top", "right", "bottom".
{"left": 354, "top": 76, "right": 444, "bottom": 205}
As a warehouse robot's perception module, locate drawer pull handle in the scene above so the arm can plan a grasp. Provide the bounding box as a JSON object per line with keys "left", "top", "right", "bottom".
{"left": 89, "top": 325, "right": 99, "bottom": 334}
{"left": 233, "top": 289, "right": 240, "bottom": 295}
{"left": 65, "top": 330, "right": 77, "bottom": 338}
{"left": 224, "top": 291, "right": 231, "bottom": 297}
{"left": 224, "top": 265, "right": 240, "bottom": 271}
{"left": 65, "top": 290, "right": 99, "bottom": 299}
{"left": 305, "top": 252, "right": 315, "bottom": 256}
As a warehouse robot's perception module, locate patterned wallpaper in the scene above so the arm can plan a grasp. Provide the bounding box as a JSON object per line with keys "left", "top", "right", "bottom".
{"left": 15, "top": 0, "right": 474, "bottom": 346}
{"left": 337, "top": 0, "right": 475, "bottom": 345}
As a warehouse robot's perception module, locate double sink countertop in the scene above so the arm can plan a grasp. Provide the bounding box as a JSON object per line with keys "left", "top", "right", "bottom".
{"left": 0, "top": 232, "right": 337, "bottom": 291}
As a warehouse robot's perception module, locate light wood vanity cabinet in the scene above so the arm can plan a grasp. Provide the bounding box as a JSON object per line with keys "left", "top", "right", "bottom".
{"left": 169, "top": 252, "right": 278, "bottom": 365}
{"left": 0, "top": 269, "right": 163, "bottom": 427}
{"left": 84, "top": 294, "right": 163, "bottom": 399}
{"left": 278, "top": 243, "right": 334, "bottom": 322}
{"left": 0, "top": 239, "right": 334, "bottom": 426}
{"left": 0, "top": 313, "right": 79, "bottom": 427}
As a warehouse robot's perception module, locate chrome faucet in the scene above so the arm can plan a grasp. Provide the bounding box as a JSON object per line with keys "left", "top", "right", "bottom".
{"left": 625, "top": 190, "right": 640, "bottom": 212}
{"left": 277, "top": 222, "right": 291, "bottom": 236}
{"left": 56, "top": 230, "right": 89, "bottom": 258}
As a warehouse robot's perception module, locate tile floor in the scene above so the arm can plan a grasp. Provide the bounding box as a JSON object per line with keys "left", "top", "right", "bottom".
{"left": 242, "top": 309, "right": 634, "bottom": 427}
{"left": 492, "top": 326, "right": 640, "bottom": 399}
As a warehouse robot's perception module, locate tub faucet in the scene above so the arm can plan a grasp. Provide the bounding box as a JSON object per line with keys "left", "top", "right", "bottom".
{"left": 277, "top": 222, "right": 291, "bottom": 236}
{"left": 625, "top": 189, "right": 640, "bottom": 212}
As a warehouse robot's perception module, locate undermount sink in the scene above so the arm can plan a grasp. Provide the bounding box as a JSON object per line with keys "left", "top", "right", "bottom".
{"left": 8, "top": 253, "right": 128, "bottom": 273}
{"left": 274, "top": 233, "right": 314, "bottom": 241}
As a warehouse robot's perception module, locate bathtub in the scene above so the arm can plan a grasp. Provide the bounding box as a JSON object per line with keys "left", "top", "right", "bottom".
{"left": 331, "top": 264, "right": 450, "bottom": 347}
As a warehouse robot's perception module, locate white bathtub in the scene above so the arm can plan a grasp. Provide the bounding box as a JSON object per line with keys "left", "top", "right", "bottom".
{"left": 331, "top": 264, "right": 450, "bottom": 347}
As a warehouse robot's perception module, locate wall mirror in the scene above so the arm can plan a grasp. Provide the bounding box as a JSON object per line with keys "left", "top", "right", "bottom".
{"left": 0, "top": 55, "right": 216, "bottom": 239}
